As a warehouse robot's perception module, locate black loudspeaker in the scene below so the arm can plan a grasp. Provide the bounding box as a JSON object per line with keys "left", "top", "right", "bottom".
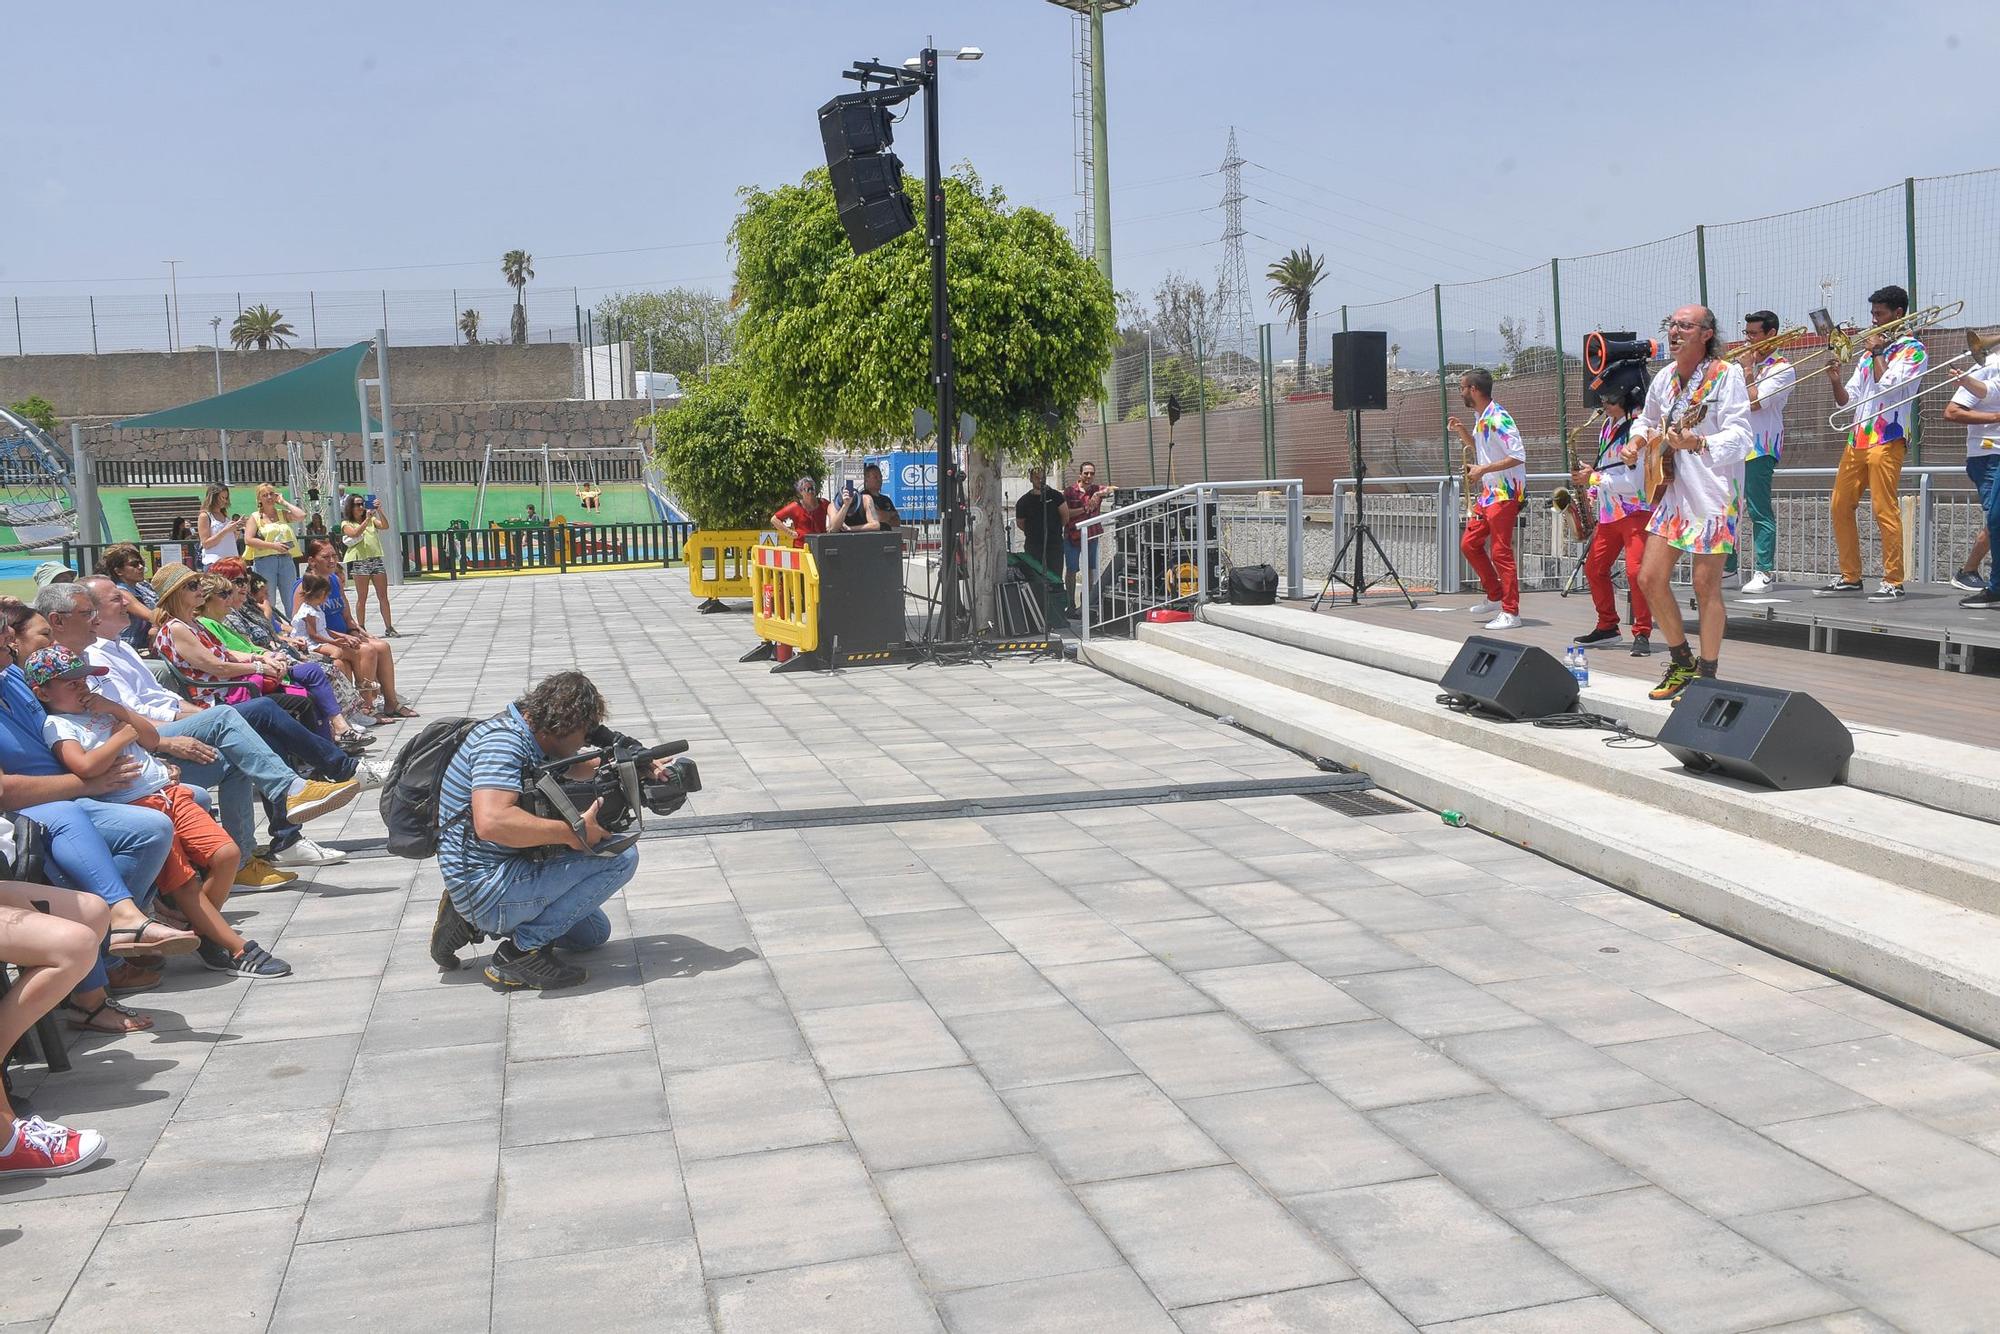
{"left": 818, "top": 92, "right": 916, "bottom": 256}
{"left": 1656, "top": 679, "right": 1852, "bottom": 790}
{"left": 1439, "top": 636, "right": 1577, "bottom": 720}
{"left": 808, "top": 532, "right": 907, "bottom": 652}
{"left": 1330, "top": 330, "right": 1389, "bottom": 411}
{"left": 1228, "top": 565, "right": 1278, "bottom": 605}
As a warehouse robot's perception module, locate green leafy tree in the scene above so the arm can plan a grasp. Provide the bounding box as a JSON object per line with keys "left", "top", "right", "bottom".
{"left": 731, "top": 165, "right": 1114, "bottom": 630}
{"left": 458, "top": 308, "right": 481, "bottom": 345}
{"left": 644, "top": 365, "right": 821, "bottom": 532}
{"left": 229, "top": 305, "right": 295, "bottom": 350}
{"left": 1266, "top": 246, "right": 1326, "bottom": 389}
{"left": 502, "top": 249, "right": 534, "bottom": 345}
{"left": 594, "top": 288, "right": 735, "bottom": 380}
{"left": 7, "top": 395, "right": 59, "bottom": 435}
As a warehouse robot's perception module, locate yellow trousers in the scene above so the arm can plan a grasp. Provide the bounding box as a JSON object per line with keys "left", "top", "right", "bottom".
{"left": 1830, "top": 441, "right": 1905, "bottom": 585}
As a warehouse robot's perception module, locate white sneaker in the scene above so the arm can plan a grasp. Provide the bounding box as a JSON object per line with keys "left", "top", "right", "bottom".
{"left": 1468, "top": 599, "right": 1500, "bottom": 616}
{"left": 1484, "top": 612, "right": 1523, "bottom": 630}
{"left": 355, "top": 760, "right": 390, "bottom": 792}
{"left": 1741, "top": 571, "right": 1773, "bottom": 594}
{"left": 271, "top": 837, "right": 347, "bottom": 868}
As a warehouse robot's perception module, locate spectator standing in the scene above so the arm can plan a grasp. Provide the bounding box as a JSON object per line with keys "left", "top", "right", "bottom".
{"left": 243, "top": 484, "right": 306, "bottom": 619}
{"left": 1015, "top": 466, "right": 1070, "bottom": 577}
{"left": 196, "top": 483, "right": 243, "bottom": 569}
{"left": 1062, "top": 461, "right": 1114, "bottom": 615}
{"left": 770, "top": 478, "right": 830, "bottom": 548}
{"left": 339, "top": 493, "right": 398, "bottom": 636}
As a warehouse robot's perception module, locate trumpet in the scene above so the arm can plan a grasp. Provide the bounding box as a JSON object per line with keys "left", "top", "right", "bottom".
{"left": 1828, "top": 326, "right": 2000, "bottom": 433}
{"left": 1550, "top": 410, "right": 1605, "bottom": 545}
{"left": 1786, "top": 300, "right": 1965, "bottom": 383}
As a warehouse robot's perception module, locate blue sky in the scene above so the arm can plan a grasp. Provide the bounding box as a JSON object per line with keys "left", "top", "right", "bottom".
{"left": 7, "top": 0, "right": 1998, "bottom": 354}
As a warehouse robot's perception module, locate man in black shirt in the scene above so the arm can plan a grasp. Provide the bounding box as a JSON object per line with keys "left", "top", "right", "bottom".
{"left": 830, "top": 464, "right": 901, "bottom": 532}
{"left": 1015, "top": 467, "right": 1070, "bottom": 576}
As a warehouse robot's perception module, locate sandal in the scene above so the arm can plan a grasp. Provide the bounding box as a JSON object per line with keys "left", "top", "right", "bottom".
{"left": 106, "top": 916, "right": 200, "bottom": 958}
{"left": 62, "top": 995, "right": 155, "bottom": 1033}
{"left": 380, "top": 704, "right": 418, "bottom": 719}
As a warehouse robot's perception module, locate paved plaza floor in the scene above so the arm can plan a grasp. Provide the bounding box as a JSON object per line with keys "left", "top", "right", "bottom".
{"left": 5, "top": 568, "right": 2000, "bottom": 1332}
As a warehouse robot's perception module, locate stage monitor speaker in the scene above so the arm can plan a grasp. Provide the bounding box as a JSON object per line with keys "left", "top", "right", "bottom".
{"left": 1329, "top": 330, "right": 1389, "bottom": 411}
{"left": 1438, "top": 636, "right": 1577, "bottom": 721}
{"left": 808, "top": 531, "right": 907, "bottom": 653}
{"left": 1655, "top": 679, "right": 1852, "bottom": 790}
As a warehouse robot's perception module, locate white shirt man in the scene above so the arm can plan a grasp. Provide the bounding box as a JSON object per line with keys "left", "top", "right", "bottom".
{"left": 1736, "top": 310, "right": 1798, "bottom": 593}
{"left": 1824, "top": 286, "right": 1927, "bottom": 599}
{"left": 1946, "top": 351, "right": 2000, "bottom": 603}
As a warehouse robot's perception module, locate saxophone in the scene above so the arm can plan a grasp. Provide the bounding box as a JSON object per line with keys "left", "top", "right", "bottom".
{"left": 1549, "top": 409, "right": 1605, "bottom": 544}
{"left": 1460, "top": 434, "right": 1478, "bottom": 519}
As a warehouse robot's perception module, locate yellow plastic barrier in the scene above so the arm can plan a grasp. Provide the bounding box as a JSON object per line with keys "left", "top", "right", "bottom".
{"left": 750, "top": 543, "right": 820, "bottom": 653}
{"left": 687, "top": 529, "right": 777, "bottom": 602}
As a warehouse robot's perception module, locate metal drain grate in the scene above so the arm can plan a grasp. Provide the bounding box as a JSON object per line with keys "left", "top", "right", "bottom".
{"left": 1304, "top": 790, "right": 1414, "bottom": 818}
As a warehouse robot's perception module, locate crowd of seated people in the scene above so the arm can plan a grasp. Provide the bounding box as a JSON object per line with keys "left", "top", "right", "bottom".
{"left": 0, "top": 549, "right": 414, "bottom": 1179}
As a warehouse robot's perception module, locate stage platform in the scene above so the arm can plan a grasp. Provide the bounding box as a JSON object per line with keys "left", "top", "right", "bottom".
{"left": 1315, "top": 586, "right": 2000, "bottom": 751}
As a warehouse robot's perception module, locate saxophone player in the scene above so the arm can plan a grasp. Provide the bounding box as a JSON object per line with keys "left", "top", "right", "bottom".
{"left": 1448, "top": 369, "right": 1527, "bottom": 630}
{"left": 1572, "top": 382, "right": 1654, "bottom": 655}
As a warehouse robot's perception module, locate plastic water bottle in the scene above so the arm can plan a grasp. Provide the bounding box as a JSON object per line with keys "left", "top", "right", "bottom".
{"left": 1575, "top": 648, "right": 1590, "bottom": 689}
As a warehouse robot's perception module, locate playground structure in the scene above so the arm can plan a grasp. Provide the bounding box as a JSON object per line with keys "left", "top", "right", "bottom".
{"left": 0, "top": 404, "right": 79, "bottom": 553}
{"left": 471, "top": 439, "right": 685, "bottom": 530}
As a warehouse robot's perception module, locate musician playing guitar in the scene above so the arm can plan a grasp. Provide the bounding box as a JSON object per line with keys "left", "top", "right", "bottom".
{"left": 1622, "top": 304, "right": 1754, "bottom": 701}
{"left": 1572, "top": 381, "right": 1654, "bottom": 656}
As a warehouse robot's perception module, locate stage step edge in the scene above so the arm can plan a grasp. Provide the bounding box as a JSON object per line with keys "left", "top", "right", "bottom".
{"left": 1081, "top": 637, "right": 2000, "bottom": 1045}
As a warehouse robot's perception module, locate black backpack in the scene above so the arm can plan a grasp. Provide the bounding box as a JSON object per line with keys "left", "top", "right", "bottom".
{"left": 379, "top": 716, "right": 483, "bottom": 858}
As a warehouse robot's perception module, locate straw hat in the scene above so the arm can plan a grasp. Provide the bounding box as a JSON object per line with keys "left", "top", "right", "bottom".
{"left": 150, "top": 561, "right": 200, "bottom": 605}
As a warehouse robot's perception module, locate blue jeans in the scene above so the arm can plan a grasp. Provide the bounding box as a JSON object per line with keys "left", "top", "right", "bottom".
{"left": 27, "top": 797, "right": 175, "bottom": 994}
{"left": 167, "top": 706, "right": 302, "bottom": 858}
{"left": 1971, "top": 454, "right": 2000, "bottom": 596}
{"left": 254, "top": 554, "right": 300, "bottom": 626}
{"left": 450, "top": 846, "right": 636, "bottom": 952}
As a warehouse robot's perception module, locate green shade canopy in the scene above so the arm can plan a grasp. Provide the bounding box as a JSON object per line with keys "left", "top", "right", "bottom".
{"left": 116, "top": 341, "right": 380, "bottom": 433}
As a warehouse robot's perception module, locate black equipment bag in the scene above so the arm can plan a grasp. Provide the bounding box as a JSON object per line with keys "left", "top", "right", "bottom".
{"left": 1228, "top": 564, "right": 1279, "bottom": 605}
{"left": 379, "top": 716, "right": 483, "bottom": 859}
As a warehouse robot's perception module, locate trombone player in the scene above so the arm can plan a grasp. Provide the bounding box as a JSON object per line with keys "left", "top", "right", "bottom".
{"left": 1822, "top": 284, "right": 1927, "bottom": 602}
{"left": 1735, "top": 310, "right": 1797, "bottom": 593}
{"left": 1623, "top": 305, "right": 1753, "bottom": 701}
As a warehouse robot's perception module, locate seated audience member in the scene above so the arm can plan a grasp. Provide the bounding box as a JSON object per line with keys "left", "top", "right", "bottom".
{"left": 0, "top": 880, "right": 110, "bottom": 1176}
{"left": 0, "top": 602, "right": 188, "bottom": 1034}
{"left": 98, "top": 544, "right": 162, "bottom": 653}
{"left": 301, "top": 538, "right": 412, "bottom": 719}
{"left": 29, "top": 646, "right": 290, "bottom": 978}
{"left": 82, "top": 574, "right": 364, "bottom": 874}
{"left": 194, "top": 566, "right": 365, "bottom": 748}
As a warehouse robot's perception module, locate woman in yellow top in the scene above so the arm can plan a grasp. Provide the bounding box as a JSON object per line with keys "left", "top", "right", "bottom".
{"left": 243, "top": 483, "right": 305, "bottom": 616}
{"left": 339, "top": 492, "right": 399, "bottom": 636}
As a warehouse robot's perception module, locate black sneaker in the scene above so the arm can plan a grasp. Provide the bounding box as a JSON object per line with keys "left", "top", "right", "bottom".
{"left": 484, "top": 940, "right": 587, "bottom": 991}
{"left": 1629, "top": 633, "right": 1652, "bottom": 657}
{"left": 430, "top": 891, "right": 484, "bottom": 970}
{"left": 1961, "top": 589, "right": 2000, "bottom": 609}
{"left": 1573, "top": 626, "right": 1621, "bottom": 646}
{"left": 1867, "top": 582, "right": 1906, "bottom": 602}
{"left": 1816, "top": 578, "right": 1863, "bottom": 596}
{"left": 199, "top": 938, "right": 293, "bottom": 978}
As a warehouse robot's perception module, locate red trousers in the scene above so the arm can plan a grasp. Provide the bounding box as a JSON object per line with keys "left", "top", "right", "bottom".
{"left": 1584, "top": 510, "right": 1652, "bottom": 634}
{"left": 1461, "top": 500, "right": 1520, "bottom": 613}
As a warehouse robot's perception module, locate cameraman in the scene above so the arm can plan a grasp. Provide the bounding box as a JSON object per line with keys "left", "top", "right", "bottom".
{"left": 430, "top": 671, "right": 652, "bottom": 990}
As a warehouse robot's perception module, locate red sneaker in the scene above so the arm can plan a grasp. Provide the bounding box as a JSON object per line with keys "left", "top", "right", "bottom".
{"left": 0, "top": 1116, "right": 107, "bottom": 1178}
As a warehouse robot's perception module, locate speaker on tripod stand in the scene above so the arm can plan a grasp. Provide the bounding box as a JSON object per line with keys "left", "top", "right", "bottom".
{"left": 1315, "top": 330, "right": 1416, "bottom": 610}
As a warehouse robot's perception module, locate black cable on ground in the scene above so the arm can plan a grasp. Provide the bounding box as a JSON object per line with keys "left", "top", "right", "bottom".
{"left": 1435, "top": 694, "right": 1656, "bottom": 749}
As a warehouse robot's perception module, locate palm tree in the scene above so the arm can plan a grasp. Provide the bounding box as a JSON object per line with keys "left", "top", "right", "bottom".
{"left": 458, "top": 308, "right": 481, "bottom": 345}
{"left": 1265, "top": 246, "right": 1326, "bottom": 390}
{"left": 502, "top": 249, "right": 534, "bottom": 345}
{"left": 229, "top": 304, "right": 296, "bottom": 351}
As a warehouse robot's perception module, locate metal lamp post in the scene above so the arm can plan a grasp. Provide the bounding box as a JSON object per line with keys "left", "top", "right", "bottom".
{"left": 209, "top": 315, "right": 231, "bottom": 484}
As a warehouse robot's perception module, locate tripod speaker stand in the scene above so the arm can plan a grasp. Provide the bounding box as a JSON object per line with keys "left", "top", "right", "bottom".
{"left": 1313, "top": 331, "right": 1415, "bottom": 610}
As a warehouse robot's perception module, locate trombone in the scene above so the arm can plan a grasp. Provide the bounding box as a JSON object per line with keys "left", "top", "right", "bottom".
{"left": 1828, "top": 323, "right": 1996, "bottom": 433}
{"left": 1786, "top": 300, "right": 1964, "bottom": 384}
{"left": 1730, "top": 324, "right": 1807, "bottom": 365}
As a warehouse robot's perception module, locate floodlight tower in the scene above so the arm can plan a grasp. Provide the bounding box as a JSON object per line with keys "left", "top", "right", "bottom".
{"left": 1048, "top": 1, "right": 1134, "bottom": 420}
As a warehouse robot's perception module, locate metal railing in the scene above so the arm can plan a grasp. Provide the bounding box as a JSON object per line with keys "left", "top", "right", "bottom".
{"left": 398, "top": 521, "right": 690, "bottom": 579}
{"left": 1299, "top": 464, "right": 1982, "bottom": 596}
{"left": 1077, "top": 479, "right": 1305, "bottom": 641}
{"left": 89, "top": 455, "right": 649, "bottom": 489}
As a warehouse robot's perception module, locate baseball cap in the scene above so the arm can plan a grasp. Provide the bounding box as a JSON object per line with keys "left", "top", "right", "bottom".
{"left": 23, "top": 644, "right": 109, "bottom": 688}
{"left": 33, "top": 561, "right": 76, "bottom": 590}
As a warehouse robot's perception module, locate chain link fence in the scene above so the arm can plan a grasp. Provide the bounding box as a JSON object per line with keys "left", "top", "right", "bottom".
{"left": 1077, "top": 169, "right": 2000, "bottom": 488}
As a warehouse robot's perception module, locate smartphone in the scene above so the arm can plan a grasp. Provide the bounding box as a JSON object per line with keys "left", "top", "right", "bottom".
{"left": 1808, "top": 308, "right": 1835, "bottom": 338}
{"left": 364, "top": 493, "right": 377, "bottom": 509}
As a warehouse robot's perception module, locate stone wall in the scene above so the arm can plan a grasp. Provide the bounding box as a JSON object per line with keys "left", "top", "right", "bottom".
{"left": 1, "top": 342, "right": 582, "bottom": 418}
{"left": 73, "top": 399, "right": 657, "bottom": 463}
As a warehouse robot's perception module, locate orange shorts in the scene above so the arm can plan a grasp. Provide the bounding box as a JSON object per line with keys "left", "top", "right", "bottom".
{"left": 134, "top": 784, "right": 239, "bottom": 893}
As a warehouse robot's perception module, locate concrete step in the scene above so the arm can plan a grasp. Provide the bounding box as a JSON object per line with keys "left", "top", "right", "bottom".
{"left": 1136, "top": 619, "right": 2000, "bottom": 919}
{"left": 1081, "top": 637, "right": 2000, "bottom": 1042}
{"left": 1202, "top": 604, "right": 2000, "bottom": 825}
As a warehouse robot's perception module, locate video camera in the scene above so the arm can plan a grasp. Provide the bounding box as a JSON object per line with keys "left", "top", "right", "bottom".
{"left": 1583, "top": 330, "right": 1658, "bottom": 405}
{"left": 520, "top": 725, "right": 702, "bottom": 858}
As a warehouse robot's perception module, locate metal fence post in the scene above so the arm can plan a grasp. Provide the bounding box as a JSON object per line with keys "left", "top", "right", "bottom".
{"left": 89, "top": 296, "right": 98, "bottom": 355}
{"left": 310, "top": 292, "right": 318, "bottom": 349}
{"left": 1906, "top": 176, "right": 1922, "bottom": 463}
{"left": 1915, "top": 471, "right": 1933, "bottom": 585}
{"left": 1259, "top": 323, "right": 1276, "bottom": 476}
{"left": 164, "top": 294, "right": 172, "bottom": 349}
{"left": 1285, "top": 480, "right": 1305, "bottom": 598}
{"left": 1695, "top": 224, "right": 1709, "bottom": 307}
{"left": 451, "top": 289, "right": 458, "bottom": 345}
{"left": 1144, "top": 332, "right": 1157, "bottom": 483}
{"left": 1551, "top": 258, "right": 1569, "bottom": 467}
{"left": 13, "top": 297, "right": 20, "bottom": 355}
{"left": 1433, "top": 285, "right": 1449, "bottom": 475}
{"left": 1195, "top": 328, "right": 1210, "bottom": 481}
